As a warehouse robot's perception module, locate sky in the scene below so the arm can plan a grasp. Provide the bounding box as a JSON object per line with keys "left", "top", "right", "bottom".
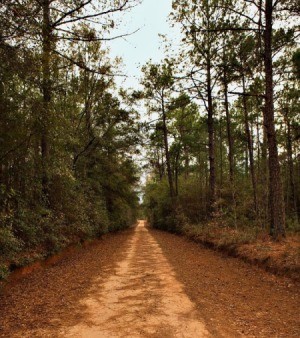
{"left": 106, "top": 0, "right": 178, "bottom": 89}
{"left": 103, "top": 0, "right": 180, "bottom": 190}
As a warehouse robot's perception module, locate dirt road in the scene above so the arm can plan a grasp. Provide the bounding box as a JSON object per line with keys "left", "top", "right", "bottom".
{"left": 0, "top": 221, "right": 299, "bottom": 337}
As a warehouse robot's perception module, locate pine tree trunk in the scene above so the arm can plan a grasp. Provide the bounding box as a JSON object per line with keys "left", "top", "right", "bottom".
{"left": 264, "top": 0, "right": 285, "bottom": 238}
{"left": 175, "top": 150, "right": 180, "bottom": 196}
{"left": 285, "top": 112, "right": 298, "bottom": 222}
{"left": 223, "top": 72, "right": 234, "bottom": 183}
{"left": 242, "top": 75, "right": 258, "bottom": 215}
{"left": 256, "top": 115, "right": 261, "bottom": 174}
{"left": 223, "top": 70, "right": 237, "bottom": 226}
{"left": 41, "top": 0, "right": 51, "bottom": 202}
{"left": 245, "top": 147, "right": 248, "bottom": 175}
{"left": 184, "top": 145, "right": 189, "bottom": 179}
{"left": 261, "top": 124, "right": 269, "bottom": 226}
{"left": 219, "top": 119, "right": 223, "bottom": 188}
{"left": 156, "top": 148, "right": 164, "bottom": 181}
{"left": 162, "top": 91, "right": 175, "bottom": 198}
{"left": 207, "top": 57, "right": 216, "bottom": 209}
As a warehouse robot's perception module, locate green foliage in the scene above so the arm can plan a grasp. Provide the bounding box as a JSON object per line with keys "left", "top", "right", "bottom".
{"left": 292, "top": 49, "right": 300, "bottom": 78}
{"left": 0, "top": 225, "right": 23, "bottom": 257}
{"left": 0, "top": 2, "right": 141, "bottom": 279}
{"left": 0, "top": 265, "right": 9, "bottom": 280}
{"left": 144, "top": 179, "right": 172, "bottom": 230}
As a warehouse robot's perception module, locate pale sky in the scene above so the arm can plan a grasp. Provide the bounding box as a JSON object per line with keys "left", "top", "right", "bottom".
{"left": 107, "top": 0, "right": 178, "bottom": 89}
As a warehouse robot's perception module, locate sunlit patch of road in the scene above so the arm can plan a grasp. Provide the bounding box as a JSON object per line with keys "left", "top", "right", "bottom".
{"left": 62, "top": 220, "right": 210, "bottom": 337}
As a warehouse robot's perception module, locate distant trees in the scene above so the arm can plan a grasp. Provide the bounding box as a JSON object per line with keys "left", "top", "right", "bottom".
{"left": 141, "top": 62, "right": 176, "bottom": 198}
{"left": 171, "top": 0, "right": 226, "bottom": 209}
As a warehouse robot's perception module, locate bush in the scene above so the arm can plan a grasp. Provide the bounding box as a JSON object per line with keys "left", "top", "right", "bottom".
{"left": 0, "top": 159, "right": 139, "bottom": 278}
{"left": 0, "top": 223, "right": 23, "bottom": 257}
{"left": 0, "top": 264, "right": 9, "bottom": 280}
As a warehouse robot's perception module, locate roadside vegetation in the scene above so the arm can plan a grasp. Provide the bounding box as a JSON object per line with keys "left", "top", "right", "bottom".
{"left": 0, "top": 0, "right": 140, "bottom": 279}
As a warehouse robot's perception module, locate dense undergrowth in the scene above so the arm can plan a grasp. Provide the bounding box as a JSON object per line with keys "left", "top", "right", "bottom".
{"left": 144, "top": 176, "right": 300, "bottom": 280}
{"left": 0, "top": 161, "right": 139, "bottom": 280}
{"left": 145, "top": 175, "right": 299, "bottom": 235}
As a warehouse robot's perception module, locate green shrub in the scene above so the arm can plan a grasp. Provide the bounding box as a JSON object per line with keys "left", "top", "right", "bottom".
{"left": 0, "top": 264, "right": 9, "bottom": 280}
{"left": 0, "top": 225, "right": 23, "bottom": 257}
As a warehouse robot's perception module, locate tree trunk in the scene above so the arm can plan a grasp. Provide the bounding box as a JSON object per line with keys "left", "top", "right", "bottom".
{"left": 162, "top": 91, "right": 175, "bottom": 198}
{"left": 175, "top": 149, "right": 180, "bottom": 196}
{"left": 219, "top": 118, "right": 223, "bottom": 188}
{"left": 285, "top": 111, "right": 298, "bottom": 222}
{"left": 223, "top": 70, "right": 237, "bottom": 227}
{"left": 184, "top": 145, "right": 189, "bottom": 179}
{"left": 223, "top": 72, "right": 234, "bottom": 183}
{"left": 41, "top": 0, "right": 52, "bottom": 203}
{"left": 245, "top": 147, "right": 248, "bottom": 175}
{"left": 264, "top": 0, "right": 285, "bottom": 237}
{"left": 256, "top": 115, "right": 261, "bottom": 174}
{"left": 207, "top": 57, "right": 216, "bottom": 209}
{"left": 261, "top": 124, "right": 269, "bottom": 226}
{"left": 242, "top": 75, "right": 258, "bottom": 215}
{"left": 156, "top": 148, "right": 164, "bottom": 181}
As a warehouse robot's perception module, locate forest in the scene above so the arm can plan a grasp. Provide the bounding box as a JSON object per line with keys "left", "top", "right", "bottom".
{"left": 0, "top": 0, "right": 299, "bottom": 281}
{"left": 0, "top": 0, "right": 141, "bottom": 278}
{"left": 142, "top": 0, "right": 300, "bottom": 244}
{"left": 0, "top": 1, "right": 300, "bottom": 337}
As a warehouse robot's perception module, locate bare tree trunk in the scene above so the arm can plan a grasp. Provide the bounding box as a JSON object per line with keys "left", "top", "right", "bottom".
{"left": 245, "top": 147, "right": 248, "bottom": 175}
{"left": 223, "top": 69, "right": 237, "bottom": 226}
{"left": 175, "top": 149, "right": 180, "bottom": 196}
{"left": 256, "top": 115, "right": 261, "bottom": 174}
{"left": 264, "top": 0, "right": 285, "bottom": 238}
{"left": 223, "top": 72, "right": 234, "bottom": 183}
{"left": 261, "top": 124, "right": 269, "bottom": 227}
{"left": 184, "top": 145, "right": 189, "bottom": 179}
{"left": 285, "top": 111, "right": 298, "bottom": 222}
{"left": 160, "top": 148, "right": 165, "bottom": 178}
{"left": 162, "top": 91, "right": 175, "bottom": 198}
{"left": 219, "top": 118, "right": 223, "bottom": 188}
{"left": 41, "top": 0, "right": 51, "bottom": 203}
{"left": 207, "top": 57, "right": 216, "bottom": 209}
{"left": 155, "top": 148, "right": 164, "bottom": 181}
{"left": 242, "top": 75, "right": 258, "bottom": 215}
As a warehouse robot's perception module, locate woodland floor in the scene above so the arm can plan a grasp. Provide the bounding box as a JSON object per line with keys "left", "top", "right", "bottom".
{"left": 0, "top": 221, "right": 299, "bottom": 337}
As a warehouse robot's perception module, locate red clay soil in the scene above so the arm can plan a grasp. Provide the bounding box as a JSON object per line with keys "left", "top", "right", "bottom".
{"left": 236, "top": 235, "right": 300, "bottom": 281}
{"left": 184, "top": 227, "right": 300, "bottom": 282}
{"left": 152, "top": 229, "right": 300, "bottom": 337}
{"left": 0, "top": 222, "right": 299, "bottom": 337}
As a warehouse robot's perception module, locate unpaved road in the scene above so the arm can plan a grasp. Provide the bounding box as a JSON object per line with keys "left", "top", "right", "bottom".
{"left": 0, "top": 221, "right": 299, "bottom": 337}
